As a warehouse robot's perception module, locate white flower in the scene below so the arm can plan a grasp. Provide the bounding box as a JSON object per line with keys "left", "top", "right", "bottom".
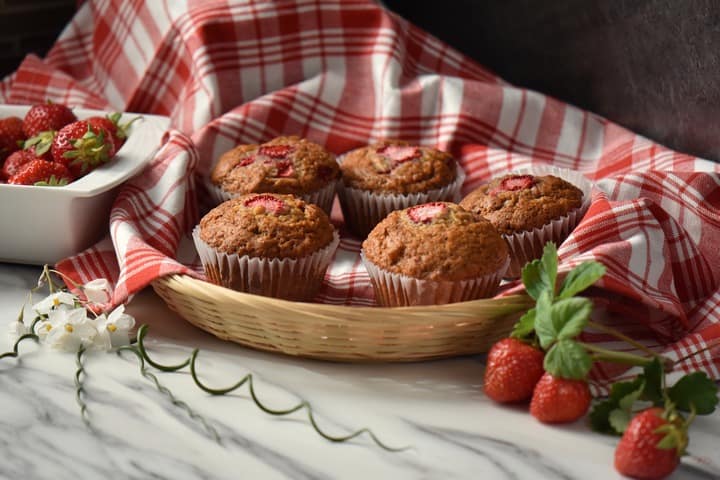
{"left": 95, "top": 305, "right": 135, "bottom": 349}
{"left": 39, "top": 307, "right": 98, "bottom": 352}
{"left": 32, "top": 292, "right": 78, "bottom": 315}
{"left": 82, "top": 278, "right": 113, "bottom": 305}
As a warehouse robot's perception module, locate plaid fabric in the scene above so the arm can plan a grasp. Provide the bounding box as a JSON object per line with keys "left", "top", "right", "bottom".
{"left": 2, "top": 0, "right": 718, "bottom": 389}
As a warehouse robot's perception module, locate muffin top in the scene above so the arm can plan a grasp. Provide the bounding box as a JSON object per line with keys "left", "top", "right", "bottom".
{"left": 210, "top": 136, "right": 340, "bottom": 196}
{"left": 199, "top": 193, "right": 335, "bottom": 259}
{"left": 362, "top": 202, "right": 509, "bottom": 281}
{"left": 460, "top": 174, "right": 583, "bottom": 235}
{"left": 340, "top": 140, "right": 458, "bottom": 194}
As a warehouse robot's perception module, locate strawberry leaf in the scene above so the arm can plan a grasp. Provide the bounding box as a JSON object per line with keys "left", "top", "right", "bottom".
{"left": 543, "top": 339, "right": 592, "bottom": 379}
{"left": 522, "top": 259, "right": 545, "bottom": 301}
{"left": 534, "top": 290, "right": 555, "bottom": 348}
{"left": 642, "top": 358, "right": 665, "bottom": 405}
{"left": 590, "top": 377, "right": 645, "bottom": 434}
{"left": 558, "top": 261, "right": 606, "bottom": 299}
{"left": 667, "top": 372, "right": 719, "bottom": 415}
{"left": 609, "top": 408, "right": 632, "bottom": 433}
{"left": 510, "top": 307, "right": 536, "bottom": 339}
{"left": 553, "top": 297, "right": 593, "bottom": 340}
{"left": 540, "top": 242, "right": 558, "bottom": 296}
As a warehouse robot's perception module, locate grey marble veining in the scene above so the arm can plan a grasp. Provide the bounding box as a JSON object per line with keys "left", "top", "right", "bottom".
{"left": 0, "top": 264, "right": 718, "bottom": 480}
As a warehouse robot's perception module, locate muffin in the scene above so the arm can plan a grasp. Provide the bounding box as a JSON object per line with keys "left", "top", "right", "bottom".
{"left": 460, "top": 168, "right": 591, "bottom": 278}
{"left": 337, "top": 140, "right": 465, "bottom": 237}
{"left": 361, "top": 202, "right": 509, "bottom": 306}
{"left": 193, "top": 193, "right": 339, "bottom": 301}
{"left": 209, "top": 135, "right": 339, "bottom": 215}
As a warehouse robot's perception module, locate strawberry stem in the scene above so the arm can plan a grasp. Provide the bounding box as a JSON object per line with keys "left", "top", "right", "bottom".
{"left": 581, "top": 342, "right": 660, "bottom": 367}
{"left": 586, "top": 320, "right": 660, "bottom": 358}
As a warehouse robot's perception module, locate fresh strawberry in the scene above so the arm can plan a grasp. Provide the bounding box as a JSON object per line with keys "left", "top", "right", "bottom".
{"left": 244, "top": 194, "right": 287, "bottom": 215}
{"left": 1, "top": 150, "right": 41, "bottom": 180}
{"left": 483, "top": 338, "right": 545, "bottom": 403}
{"left": 258, "top": 144, "right": 293, "bottom": 159}
{"left": 489, "top": 174, "right": 536, "bottom": 195}
{"left": 22, "top": 102, "right": 77, "bottom": 138}
{"left": 51, "top": 120, "right": 117, "bottom": 178}
{"left": 614, "top": 408, "right": 685, "bottom": 480}
{"left": 406, "top": 202, "right": 450, "bottom": 224}
{"left": 530, "top": 372, "right": 591, "bottom": 423}
{"left": 86, "top": 112, "right": 137, "bottom": 150}
{"left": 0, "top": 116, "right": 25, "bottom": 160}
{"left": 8, "top": 159, "right": 73, "bottom": 186}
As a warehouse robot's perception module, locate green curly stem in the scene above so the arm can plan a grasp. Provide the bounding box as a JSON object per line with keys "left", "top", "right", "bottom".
{"left": 75, "top": 346, "right": 95, "bottom": 431}
{"left": 134, "top": 324, "right": 409, "bottom": 452}
{"left": 0, "top": 333, "right": 39, "bottom": 360}
{"left": 117, "top": 345, "right": 221, "bottom": 443}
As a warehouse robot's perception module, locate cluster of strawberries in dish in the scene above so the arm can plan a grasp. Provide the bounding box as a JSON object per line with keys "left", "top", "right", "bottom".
{"left": 0, "top": 102, "right": 131, "bottom": 186}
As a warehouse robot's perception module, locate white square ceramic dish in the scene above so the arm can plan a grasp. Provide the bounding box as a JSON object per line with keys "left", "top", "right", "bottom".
{"left": 0, "top": 105, "right": 171, "bottom": 265}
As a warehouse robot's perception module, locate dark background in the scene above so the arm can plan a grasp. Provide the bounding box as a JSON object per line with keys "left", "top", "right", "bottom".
{"left": 2, "top": 1, "right": 718, "bottom": 162}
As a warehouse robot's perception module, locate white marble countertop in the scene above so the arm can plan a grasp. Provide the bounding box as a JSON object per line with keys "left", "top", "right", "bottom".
{"left": 1, "top": 263, "right": 718, "bottom": 480}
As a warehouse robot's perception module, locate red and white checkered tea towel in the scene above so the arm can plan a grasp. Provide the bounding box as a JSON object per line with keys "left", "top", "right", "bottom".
{"left": 2, "top": 0, "right": 718, "bottom": 387}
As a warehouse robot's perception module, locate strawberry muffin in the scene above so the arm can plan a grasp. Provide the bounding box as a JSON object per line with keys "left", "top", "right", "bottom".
{"left": 460, "top": 168, "right": 591, "bottom": 277}
{"left": 209, "top": 135, "right": 339, "bottom": 215}
{"left": 337, "top": 140, "right": 465, "bottom": 237}
{"left": 361, "top": 202, "right": 509, "bottom": 306}
{"left": 193, "top": 193, "right": 339, "bottom": 301}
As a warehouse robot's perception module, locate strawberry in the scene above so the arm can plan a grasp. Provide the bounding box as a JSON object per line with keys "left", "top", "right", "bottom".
{"left": 372, "top": 145, "right": 421, "bottom": 173}
{"left": 86, "top": 112, "right": 137, "bottom": 150}
{"left": 0, "top": 116, "right": 25, "bottom": 160}
{"left": 22, "top": 102, "right": 77, "bottom": 138}
{"left": 530, "top": 372, "right": 591, "bottom": 423}
{"left": 8, "top": 159, "right": 73, "bottom": 186}
{"left": 258, "top": 144, "right": 293, "bottom": 159}
{"left": 1, "top": 150, "right": 41, "bottom": 180}
{"left": 406, "top": 202, "right": 450, "bottom": 224}
{"left": 243, "top": 194, "right": 287, "bottom": 215}
{"left": 614, "top": 408, "right": 685, "bottom": 480}
{"left": 483, "top": 337, "right": 545, "bottom": 403}
{"left": 273, "top": 159, "right": 295, "bottom": 177}
{"left": 489, "top": 174, "right": 536, "bottom": 195}
{"left": 51, "top": 120, "right": 117, "bottom": 178}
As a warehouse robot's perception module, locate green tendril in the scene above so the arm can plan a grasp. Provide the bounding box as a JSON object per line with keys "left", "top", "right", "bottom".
{"left": 117, "top": 345, "right": 221, "bottom": 443}
{"left": 75, "top": 346, "right": 95, "bottom": 432}
{"left": 0, "top": 334, "right": 39, "bottom": 360}
{"left": 135, "top": 325, "right": 409, "bottom": 452}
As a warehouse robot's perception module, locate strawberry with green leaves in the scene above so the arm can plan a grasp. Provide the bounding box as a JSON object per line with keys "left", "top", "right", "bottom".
{"left": 22, "top": 102, "right": 77, "bottom": 137}
{"left": 86, "top": 112, "right": 139, "bottom": 150}
{"left": 8, "top": 159, "right": 73, "bottom": 186}
{"left": 51, "top": 120, "right": 117, "bottom": 178}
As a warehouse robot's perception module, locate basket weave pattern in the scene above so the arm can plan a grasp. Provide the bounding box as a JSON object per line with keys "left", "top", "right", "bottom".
{"left": 152, "top": 275, "right": 533, "bottom": 362}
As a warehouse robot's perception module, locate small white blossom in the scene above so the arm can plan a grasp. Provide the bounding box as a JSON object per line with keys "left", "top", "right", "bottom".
{"left": 82, "top": 279, "right": 113, "bottom": 305}
{"left": 40, "top": 307, "right": 97, "bottom": 352}
{"left": 95, "top": 305, "right": 135, "bottom": 349}
{"left": 32, "top": 292, "right": 78, "bottom": 315}
{"left": 7, "top": 320, "right": 30, "bottom": 342}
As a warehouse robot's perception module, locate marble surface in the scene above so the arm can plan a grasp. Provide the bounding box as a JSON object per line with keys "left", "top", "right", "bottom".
{"left": 0, "top": 263, "right": 718, "bottom": 480}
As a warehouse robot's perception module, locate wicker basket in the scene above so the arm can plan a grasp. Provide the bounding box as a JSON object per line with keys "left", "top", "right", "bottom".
{"left": 152, "top": 274, "right": 534, "bottom": 362}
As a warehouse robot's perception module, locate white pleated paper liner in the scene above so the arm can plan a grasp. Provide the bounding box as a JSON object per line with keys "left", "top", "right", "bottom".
{"left": 361, "top": 252, "right": 509, "bottom": 307}
{"left": 499, "top": 165, "right": 593, "bottom": 278}
{"left": 205, "top": 179, "right": 336, "bottom": 217}
{"left": 336, "top": 165, "right": 466, "bottom": 238}
{"left": 193, "top": 226, "right": 340, "bottom": 302}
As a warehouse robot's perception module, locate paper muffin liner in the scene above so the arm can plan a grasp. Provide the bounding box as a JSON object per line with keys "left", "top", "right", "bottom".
{"left": 192, "top": 227, "right": 340, "bottom": 301}
{"left": 361, "top": 252, "right": 509, "bottom": 307}
{"left": 336, "top": 164, "right": 466, "bottom": 238}
{"left": 206, "top": 180, "right": 336, "bottom": 216}
{"left": 499, "top": 165, "right": 593, "bottom": 278}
